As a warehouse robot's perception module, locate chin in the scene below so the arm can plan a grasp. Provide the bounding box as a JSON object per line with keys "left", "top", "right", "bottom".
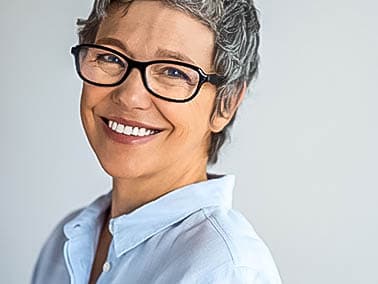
{"left": 96, "top": 154, "right": 155, "bottom": 179}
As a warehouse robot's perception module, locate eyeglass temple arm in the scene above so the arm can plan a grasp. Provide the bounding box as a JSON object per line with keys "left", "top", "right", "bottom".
{"left": 207, "top": 74, "right": 224, "bottom": 86}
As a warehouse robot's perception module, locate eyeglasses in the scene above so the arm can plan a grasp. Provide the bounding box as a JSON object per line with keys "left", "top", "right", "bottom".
{"left": 71, "top": 44, "right": 223, "bottom": 103}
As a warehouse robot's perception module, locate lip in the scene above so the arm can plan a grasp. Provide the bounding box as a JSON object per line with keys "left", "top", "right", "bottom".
{"left": 104, "top": 116, "right": 163, "bottom": 131}
{"left": 99, "top": 116, "right": 163, "bottom": 145}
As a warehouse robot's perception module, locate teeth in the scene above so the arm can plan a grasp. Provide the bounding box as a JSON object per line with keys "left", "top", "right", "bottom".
{"left": 111, "top": 122, "right": 117, "bottom": 130}
{"left": 124, "top": 126, "right": 132, "bottom": 135}
{"left": 132, "top": 127, "right": 139, "bottom": 136}
{"left": 139, "top": 128, "right": 146, "bottom": 136}
{"left": 115, "top": 124, "right": 124, "bottom": 133}
{"left": 107, "top": 120, "right": 158, "bottom": 137}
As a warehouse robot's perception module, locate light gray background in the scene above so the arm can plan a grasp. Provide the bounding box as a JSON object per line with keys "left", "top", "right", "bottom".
{"left": 1, "top": 0, "right": 377, "bottom": 283}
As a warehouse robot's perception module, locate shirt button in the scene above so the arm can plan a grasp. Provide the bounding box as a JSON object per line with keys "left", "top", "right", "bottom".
{"left": 108, "top": 222, "right": 113, "bottom": 234}
{"left": 103, "top": 262, "right": 111, "bottom": 272}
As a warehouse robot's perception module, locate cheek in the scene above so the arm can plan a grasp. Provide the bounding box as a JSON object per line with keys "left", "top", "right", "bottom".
{"left": 80, "top": 87, "right": 93, "bottom": 130}
{"left": 80, "top": 84, "right": 108, "bottom": 118}
{"left": 80, "top": 85, "right": 107, "bottom": 136}
{"left": 81, "top": 84, "right": 102, "bottom": 109}
{"left": 80, "top": 85, "right": 93, "bottom": 117}
{"left": 80, "top": 88, "right": 90, "bottom": 128}
{"left": 158, "top": 95, "right": 215, "bottom": 140}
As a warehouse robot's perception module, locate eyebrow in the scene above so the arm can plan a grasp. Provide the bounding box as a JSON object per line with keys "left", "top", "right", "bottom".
{"left": 96, "top": 37, "right": 132, "bottom": 55}
{"left": 95, "top": 37, "right": 196, "bottom": 64}
{"left": 155, "top": 48, "right": 196, "bottom": 64}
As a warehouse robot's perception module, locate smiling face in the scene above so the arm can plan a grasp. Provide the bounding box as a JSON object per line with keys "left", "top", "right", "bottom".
{"left": 80, "top": 1, "right": 225, "bottom": 183}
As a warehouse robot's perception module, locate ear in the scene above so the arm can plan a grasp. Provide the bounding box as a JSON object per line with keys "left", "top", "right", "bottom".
{"left": 210, "top": 82, "right": 247, "bottom": 133}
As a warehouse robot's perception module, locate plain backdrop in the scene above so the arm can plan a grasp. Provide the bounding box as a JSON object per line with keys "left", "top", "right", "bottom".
{"left": 1, "top": 0, "right": 377, "bottom": 283}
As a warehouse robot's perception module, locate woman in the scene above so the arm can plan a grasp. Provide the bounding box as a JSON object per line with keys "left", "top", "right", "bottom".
{"left": 32, "top": 0, "right": 282, "bottom": 283}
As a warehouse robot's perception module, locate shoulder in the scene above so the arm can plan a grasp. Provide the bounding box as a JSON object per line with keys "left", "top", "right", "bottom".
{"left": 169, "top": 206, "right": 282, "bottom": 283}
{"left": 39, "top": 208, "right": 83, "bottom": 252}
{"left": 197, "top": 262, "right": 282, "bottom": 284}
{"left": 32, "top": 208, "right": 83, "bottom": 282}
{"left": 202, "top": 207, "right": 274, "bottom": 268}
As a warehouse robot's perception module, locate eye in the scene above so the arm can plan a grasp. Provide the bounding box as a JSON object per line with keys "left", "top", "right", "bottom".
{"left": 148, "top": 63, "right": 198, "bottom": 87}
{"left": 164, "top": 67, "right": 191, "bottom": 81}
{"left": 96, "top": 53, "right": 125, "bottom": 67}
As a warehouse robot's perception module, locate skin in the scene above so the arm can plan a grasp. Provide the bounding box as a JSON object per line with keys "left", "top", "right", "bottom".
{"left": 82, "top": 2, "right": 245, "bottom": 282}
{"left": 81, "top": 0, "right": 242, "bottom": 219}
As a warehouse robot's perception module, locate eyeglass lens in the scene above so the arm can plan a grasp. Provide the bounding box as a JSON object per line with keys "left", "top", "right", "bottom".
{"left": 77, "top": 46, "right": 200, "bottom": 100}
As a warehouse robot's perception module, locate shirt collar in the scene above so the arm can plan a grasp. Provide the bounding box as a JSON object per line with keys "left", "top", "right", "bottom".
{"left": 64, "top": 174, "right": 235, "bottom": 258}
{"left": 63, "top": 190, "right": 112, "bottom": 239}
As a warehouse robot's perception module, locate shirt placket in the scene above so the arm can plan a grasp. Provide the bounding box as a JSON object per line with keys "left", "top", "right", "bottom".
{"left": 63, "top": 225, "right": 96, "bottom": 284}
{"left": 96, "top": 239, "right": 117, "bottom": 284}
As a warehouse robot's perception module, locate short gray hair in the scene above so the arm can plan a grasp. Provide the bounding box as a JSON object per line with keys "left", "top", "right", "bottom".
{"left": 77, "top": 0, "right": 260, "bottom": 164}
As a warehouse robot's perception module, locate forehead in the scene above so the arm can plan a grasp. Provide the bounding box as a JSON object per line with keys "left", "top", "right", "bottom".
{"left": 96, "top": 1, "right": 215, "bottom": 69}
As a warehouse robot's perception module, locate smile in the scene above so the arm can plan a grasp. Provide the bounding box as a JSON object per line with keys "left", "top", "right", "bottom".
{"left": 104, "top": 118, "right": 160, "bottom": 137}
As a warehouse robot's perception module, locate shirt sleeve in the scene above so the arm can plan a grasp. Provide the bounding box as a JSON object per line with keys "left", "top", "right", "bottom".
{"left": 198, "top": 262, "right": 282, "bottom": 284}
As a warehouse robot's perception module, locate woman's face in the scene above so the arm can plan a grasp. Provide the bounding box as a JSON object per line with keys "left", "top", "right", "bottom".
{"left": 80, "top": 1, "right": 220, "bottom": 180}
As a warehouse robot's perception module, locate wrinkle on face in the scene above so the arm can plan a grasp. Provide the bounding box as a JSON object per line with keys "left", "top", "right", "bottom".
{"left": 81, "top": 1, "right": 217, "bottom": 182}
{"left": 97, "top": 1, "right": 215, "bottom": 67}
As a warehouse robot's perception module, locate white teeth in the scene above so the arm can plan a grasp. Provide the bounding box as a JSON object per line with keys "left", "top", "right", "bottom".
{"left": 111, "top": 122, "right": 117, "bottom": 130}
{"left": 132, "top": 127, "right": 139, "bottom": 136}
{"left": 139, "top": 128, "right": 146, "bottom": 136}
{"left": 116, "top": 124, "right": 124, "bottom": 133}
{"left": 124, "top": 126, "right": 132, "bottom": 135}
{"left": 107, "top": 120, "right": 158, "bottom": 137}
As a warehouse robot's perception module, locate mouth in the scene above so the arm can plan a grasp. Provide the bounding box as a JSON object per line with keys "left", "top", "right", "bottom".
{"left": 100, "top": 116, "right": 162, "bottom": 137}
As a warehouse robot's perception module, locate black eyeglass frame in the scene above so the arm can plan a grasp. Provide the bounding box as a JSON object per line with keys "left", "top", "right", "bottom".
{"left": 71, "top": 44, "right": 223, "bottom": 103}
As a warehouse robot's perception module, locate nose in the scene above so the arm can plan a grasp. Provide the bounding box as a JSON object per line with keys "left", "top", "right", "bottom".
{"left": 110, "top": 68, "right": 153, "bottom": 110}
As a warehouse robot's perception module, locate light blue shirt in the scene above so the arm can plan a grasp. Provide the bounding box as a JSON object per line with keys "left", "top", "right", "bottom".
{"left": 32, "top": 175, "right": 282, "bottom": 284}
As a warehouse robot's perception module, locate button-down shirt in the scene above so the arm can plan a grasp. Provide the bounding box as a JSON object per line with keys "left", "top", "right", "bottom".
{"left": 32, "top": 175, "right": 282, "bottom": 284}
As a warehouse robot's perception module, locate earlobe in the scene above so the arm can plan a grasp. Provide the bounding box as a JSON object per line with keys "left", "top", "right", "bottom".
{"left": 209, "top": 82, "right": 247, "bottom": 133}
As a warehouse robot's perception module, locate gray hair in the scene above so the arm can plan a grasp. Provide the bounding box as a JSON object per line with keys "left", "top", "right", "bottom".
{"left": 77, "top": 0, "right": 260, "bottom": 164}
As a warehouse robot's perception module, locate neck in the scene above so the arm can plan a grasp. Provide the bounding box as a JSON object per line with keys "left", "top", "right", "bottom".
{"left": 109, "top": 160, "right": 208, "bottom": 218}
